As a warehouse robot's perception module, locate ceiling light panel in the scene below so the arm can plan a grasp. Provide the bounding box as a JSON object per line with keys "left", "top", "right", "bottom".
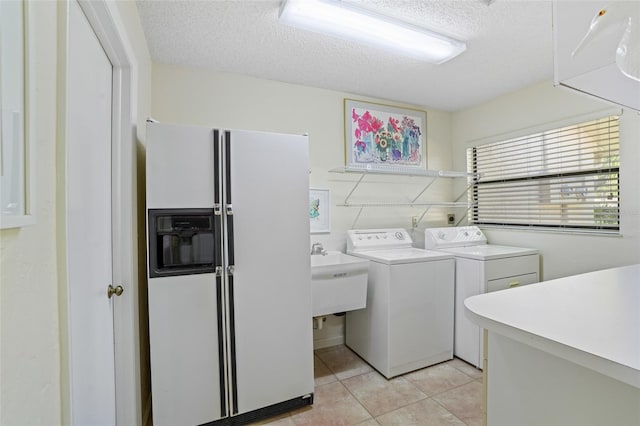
{"left": 279, "top": 0, "right": 467, "bottom": 64}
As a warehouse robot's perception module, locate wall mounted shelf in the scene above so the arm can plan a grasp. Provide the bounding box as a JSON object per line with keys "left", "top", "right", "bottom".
{"left": 329, "top": 165, "right": 479, "bottom": 228}
{"left": 329, "top": 164, "right": 471, "bottom": 178}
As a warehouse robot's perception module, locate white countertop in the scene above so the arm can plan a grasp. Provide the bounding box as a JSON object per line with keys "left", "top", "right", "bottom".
{"left": 465, "top": 264, "right": 640, "bottom": 389}
{"left": 436, "top": 244, "right": 538, "bottom": 261}
{"left": 347, "top": 248, "right": 453, "bottom": 264}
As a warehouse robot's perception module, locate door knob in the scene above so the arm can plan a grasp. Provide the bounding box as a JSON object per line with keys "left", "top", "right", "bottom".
{"left": 107, "top": 284, "right": 124, "bottom": 298}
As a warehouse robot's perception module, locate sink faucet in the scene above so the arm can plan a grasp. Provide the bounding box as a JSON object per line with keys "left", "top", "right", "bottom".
{"left": 311, "top": 242, "right": 327, "bottom": 255}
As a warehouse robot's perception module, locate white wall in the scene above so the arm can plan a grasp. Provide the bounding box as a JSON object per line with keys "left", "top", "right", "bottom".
{"left": 153, "top": 67, "right": 640, "bottom": 348}
{"left": 0, "top": 2, "right": 60, "bottom": 425}
{"left": 151, "top": 64, "right": 457, "bottom": 242}
{"left": 151, "top": 63, "right": 457, "bottom": 348}
{"left": 452, "top": 80, "right": 640, "bottom": 280}
{"left": 0, "top": 1, "right": 151, "bottom": 424}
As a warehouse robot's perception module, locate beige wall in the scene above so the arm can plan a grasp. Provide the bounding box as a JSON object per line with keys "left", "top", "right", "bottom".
{"left": 151, "top": 64, "right": 457, "bottom": 242}
{"left": 3, "top": 4, "right": 637, "bottom": 421}
{"left": 151, "top": 63, "right": 457, "bottom": 348}
{"left": 150, "top": 65, "right": 640, "bottom": 347}
{"left": 1, "top": 2, "right": 60, "bottom": 425}
{"left": 452, "top": 80, "right": 640, "bottom": 280}
{"left": 0, "top": 1, "right": 151, "bottom": 425}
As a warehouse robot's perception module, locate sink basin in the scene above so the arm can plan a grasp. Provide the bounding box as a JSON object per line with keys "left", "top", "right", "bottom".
{"left": 310, "top": 251, "right": 369, "bottom": 317}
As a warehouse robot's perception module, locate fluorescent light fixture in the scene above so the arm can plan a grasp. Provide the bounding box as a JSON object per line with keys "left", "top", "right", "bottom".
{"left": 279, "top": 0, "right": 467, "bottom": 64}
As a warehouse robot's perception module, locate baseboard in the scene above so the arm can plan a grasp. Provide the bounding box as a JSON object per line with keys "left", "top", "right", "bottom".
{"left": 312, "top": 314, "right": 345, "bottom": 350}
{"left": 313, "top": 335, "right": 344, "bottom": 350}
{"left": 142, "top": 392, "right": 152, "bottom": 426}
{"left": 205, "top": 394, "right": 313, "bottom": 425}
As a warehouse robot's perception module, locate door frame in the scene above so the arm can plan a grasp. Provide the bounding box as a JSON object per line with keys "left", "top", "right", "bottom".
{"left": 58, "top": 0, "right": 140, "bottom": 424}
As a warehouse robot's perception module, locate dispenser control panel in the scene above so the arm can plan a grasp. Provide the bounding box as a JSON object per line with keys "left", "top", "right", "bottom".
{"left": 424, "top": 226, "right": 487, "bottom": 249}
{"left": 148, "top": 208, "right": 216, "bottom": 278}
{"left": 347, "top": 229, "right": 414, "bottom": 252}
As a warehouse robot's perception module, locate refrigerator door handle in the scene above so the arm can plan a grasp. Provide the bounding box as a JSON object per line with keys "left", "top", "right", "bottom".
{"left": 222, "top": 130, "right": 239, "bottom": 415}
{"left": 213, "top": 129, "right": 229, "bottom": 418}
{"left": 224, "top": 132, "right": 235, "bottom": 268}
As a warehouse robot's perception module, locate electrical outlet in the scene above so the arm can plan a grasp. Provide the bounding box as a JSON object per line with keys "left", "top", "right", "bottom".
{"left": 447, "top": 213, "right": 455, "bottom": 224}
{"left": 412, "top": 216, "right": 418, "bottom": 228}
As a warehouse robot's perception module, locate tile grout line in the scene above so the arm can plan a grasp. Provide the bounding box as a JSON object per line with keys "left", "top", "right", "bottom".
{"left": 430, "top": 396, "right": 470, "bottom": 426}
{"left": 313, "top": 349, "right": 378, "bottom": 425}
{"left": 313, "top": 348, "right": 483, "bottom": 426}
{"left": 316, "top": 348, "right": 412, "bottom": 423}
{"left": 427, "top": 374, "right": 483, "bottom": 426}
{"left": 339, "top": 370, "right": 437, "bottom": 423}
{"left": 317, "top": 349, "right": 379, "bottom": 424}
{"left": 331, "top": 359, "right": 472, "bottom": 424}
{"left": 446, "top": 358, "right": 484, "bottom": 379}
{"left": 338, "top": 376, "right": 377, "bottom": 425}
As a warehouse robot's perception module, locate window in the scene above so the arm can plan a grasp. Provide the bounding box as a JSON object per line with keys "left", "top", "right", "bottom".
{"left": 467, "top": 116, "right": 620, "bottom": 232}
{"left": 0, "top": 0, "right": 34, "bottom": 229}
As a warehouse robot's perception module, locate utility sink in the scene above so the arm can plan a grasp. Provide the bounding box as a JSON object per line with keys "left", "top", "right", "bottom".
{"left": 310, "top": 251, "right": 369, "bottom": 317}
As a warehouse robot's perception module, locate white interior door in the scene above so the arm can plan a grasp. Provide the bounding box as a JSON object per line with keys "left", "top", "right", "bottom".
{"left": 66, "top": 0, "right": 116, "bottom": 423}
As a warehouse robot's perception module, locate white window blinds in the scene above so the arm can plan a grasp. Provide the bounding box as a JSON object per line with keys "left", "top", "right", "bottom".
{"left": 467, "top": 116, "right": 620, "bottom": 231}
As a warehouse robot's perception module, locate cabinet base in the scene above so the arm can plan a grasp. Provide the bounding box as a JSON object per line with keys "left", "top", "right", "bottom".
{"left": 204, "top": 394, "right": 314, "bottom": 426}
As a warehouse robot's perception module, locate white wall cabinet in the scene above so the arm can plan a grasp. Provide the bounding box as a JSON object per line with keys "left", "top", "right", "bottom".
{"left": 553, "top": 0, "right": 640, "bottom": 111}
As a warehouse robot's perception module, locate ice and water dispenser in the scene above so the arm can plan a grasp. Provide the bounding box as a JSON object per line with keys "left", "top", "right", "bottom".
{"left": 148, "top": 209, "right": 216, "bottom": 277}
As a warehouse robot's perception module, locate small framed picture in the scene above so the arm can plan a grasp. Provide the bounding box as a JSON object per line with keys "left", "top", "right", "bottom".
{"left": 309, "top": 188, "right": 330, "bottom": 234}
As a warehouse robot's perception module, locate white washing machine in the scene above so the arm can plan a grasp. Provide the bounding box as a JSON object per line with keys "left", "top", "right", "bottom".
{"left": 420, "top": 226, "right": 540, "bottom": 368}
{"left": 345, "top": 228, "right": 455, "bottom": 379}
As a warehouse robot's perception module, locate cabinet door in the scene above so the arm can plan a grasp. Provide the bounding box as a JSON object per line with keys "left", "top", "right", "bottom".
{"left": 484, "top": 255, "right": 539, "bottom": 281}
{"left": 487, "top": 273, "right": 538, "bottom": 293}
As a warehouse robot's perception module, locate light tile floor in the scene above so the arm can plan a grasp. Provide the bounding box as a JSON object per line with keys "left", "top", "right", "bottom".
{"left": 252, "top": 345, "right": 484, "bottom": 426}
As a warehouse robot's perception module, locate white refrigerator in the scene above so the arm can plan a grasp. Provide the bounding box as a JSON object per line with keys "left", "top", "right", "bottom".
{"left": 146, "top": 121, "right": 314, "bottom": 426}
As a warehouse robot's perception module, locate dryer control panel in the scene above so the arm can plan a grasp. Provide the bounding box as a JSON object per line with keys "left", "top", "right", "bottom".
{"left": 424, "top": 226, "right": 487, "bottom": 249}
{"left": 347, "top": 228, "right": 413, "bottom": 252}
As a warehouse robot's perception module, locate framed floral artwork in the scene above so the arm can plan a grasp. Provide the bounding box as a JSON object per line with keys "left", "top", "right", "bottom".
{"left": 344, "top": 99, "right": 427, "bottom": 172}
{"left": 309, "top": 189, "right": 330, "bottom": 234}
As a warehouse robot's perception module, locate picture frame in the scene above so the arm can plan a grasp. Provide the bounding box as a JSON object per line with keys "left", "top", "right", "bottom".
{"left": 344, "top": 99, "right": 427, "bottom": 172}
{"left": 309, "top": 188, "right": 330, "bottom": 234}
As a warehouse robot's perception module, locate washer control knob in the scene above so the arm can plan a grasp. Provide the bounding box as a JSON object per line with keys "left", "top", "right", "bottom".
{"left": 438, "top": 232, "right": 445, "bottom": 240}
{"left": 394, "top": 232, "right": 404, "bottom": 240}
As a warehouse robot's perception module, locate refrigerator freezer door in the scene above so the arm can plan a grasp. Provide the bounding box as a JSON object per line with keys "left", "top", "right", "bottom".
{"left": 148, "top": 273, "right": 223, "bottom": 426}
{"left": 227, "top": 130, "right": 314, "bottom": 414}
{"left": 146, "top": 122, "right": 216, "bottom": 209}
{"left": 147, "top": 122, "right": 225, "bottom": 425}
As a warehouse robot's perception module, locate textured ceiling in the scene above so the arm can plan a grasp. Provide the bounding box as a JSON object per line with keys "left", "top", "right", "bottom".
{"left": 136, "top": 0, "right": 555, "bottom": 111}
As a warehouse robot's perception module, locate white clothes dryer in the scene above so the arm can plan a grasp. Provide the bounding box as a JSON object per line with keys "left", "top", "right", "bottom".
{"left": 420, "top": 226, "right": 540, "bottom": 368}
{"left": 345, "top": 229, "right": 455, "bottom": 378}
